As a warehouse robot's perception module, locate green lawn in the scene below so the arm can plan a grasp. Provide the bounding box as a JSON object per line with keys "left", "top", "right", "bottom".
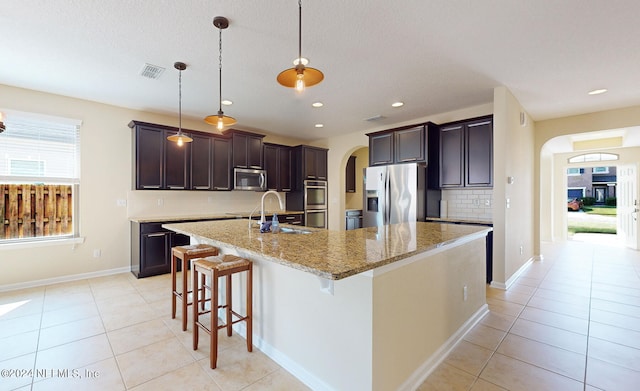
{"left": 582, "top": 206, "right": 617, "bottom": 216}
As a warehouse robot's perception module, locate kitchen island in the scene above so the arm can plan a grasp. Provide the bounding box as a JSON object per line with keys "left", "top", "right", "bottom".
{"left": 163, "top": 219, "right": 491, "bottom": 391}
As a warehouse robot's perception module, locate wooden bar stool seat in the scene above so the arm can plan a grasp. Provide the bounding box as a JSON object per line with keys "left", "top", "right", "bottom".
{"left": 192, "top": 254, "right": 253, "bottom": 369}
{"left": 171, "top": 244, "right": 219, "bottom": 331}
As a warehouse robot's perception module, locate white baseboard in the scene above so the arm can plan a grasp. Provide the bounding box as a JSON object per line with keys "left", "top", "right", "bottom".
{"left": 0, "top": 267, "right": 131, "bottom": 293}
{"left": 490, "top": 255, "right": 539, "bottom": 291}
{"left": 232, "top": 323, "right": 335, "bottom": 391}
{"left": 233, "top": 306, "right": 490, "bottom": 391}
{"left": 397, "top": 304, "right": 490, "bottom": 391}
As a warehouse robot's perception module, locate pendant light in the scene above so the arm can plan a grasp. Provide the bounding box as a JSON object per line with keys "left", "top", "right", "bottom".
{"left": 204, "top": 16, "right": 237, "bottom": 130}
{"left": 277, "top": 0, "right": 323, "bottom": 92}
{"left": 167, "top": 62, "right": 193, "bottom": 146}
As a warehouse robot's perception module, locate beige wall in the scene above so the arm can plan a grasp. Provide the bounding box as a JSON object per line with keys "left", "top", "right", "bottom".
{"left": 491, "top": 87, "right": 535, "bottom": 286}
{"left": 0, "top": 84, "right": 305, "bottom": 288}
{"left": 534, "top": 105, "right": 640, "bottom": 251}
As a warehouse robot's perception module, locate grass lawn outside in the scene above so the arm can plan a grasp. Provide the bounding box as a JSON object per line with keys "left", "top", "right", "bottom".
{"left": 568, "top": 206, "right": 617, "bottom": 235}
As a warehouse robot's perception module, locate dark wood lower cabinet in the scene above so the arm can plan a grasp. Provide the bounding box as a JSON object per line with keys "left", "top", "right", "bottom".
{"left": 131, "top": 221, "right": 190, "bottom": 278}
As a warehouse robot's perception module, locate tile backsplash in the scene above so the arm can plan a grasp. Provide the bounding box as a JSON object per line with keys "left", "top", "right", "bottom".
{"left": 440, "top": 189, "right": 493, "bottom": 221}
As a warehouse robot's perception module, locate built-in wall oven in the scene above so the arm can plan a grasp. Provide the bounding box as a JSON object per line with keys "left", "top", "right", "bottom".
{"left": 304, "top": 180, "right": 327, "bottom": 228}
{"left": 285, "top": 180, "right": 328, "bottom": 229}
{"left": 304, "top": 180, "right": 327, "bottom": 210}
{"left": 305, "top": 209, "right": 328, "bottom": 229}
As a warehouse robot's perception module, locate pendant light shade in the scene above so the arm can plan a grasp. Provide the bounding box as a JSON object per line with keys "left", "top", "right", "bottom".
{"left": 167, "top": 62, "right": 193, "bottom": 146}
{"left": 277, "top": 0, "right": 323, "bottom": 92}
{"left": 204, "top": 16, "right": 237, "bottom": 130}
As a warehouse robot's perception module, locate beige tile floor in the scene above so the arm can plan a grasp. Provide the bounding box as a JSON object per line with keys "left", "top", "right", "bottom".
{"left": 418, "top": 238, "right": 640, "bottom": 391}
{"left": 1, "top": 237, "right": 639, "bottom": 390}
{"left": 0, "top": 272, "right": 310, "bottom": 391}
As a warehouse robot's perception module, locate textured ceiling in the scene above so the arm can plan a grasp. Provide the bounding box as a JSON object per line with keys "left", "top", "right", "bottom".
{"left": 2, "top": 1, "right": 640, "bottom": 141}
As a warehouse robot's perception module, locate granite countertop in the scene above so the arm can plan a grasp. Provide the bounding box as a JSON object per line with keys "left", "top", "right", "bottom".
{"left": 425, "top": 217, "right": 493, "bottom": 226}
{"left": 130, "top": 210, "right": 304, "bottom": 223}
{"left": 163, "top": 219, "right": 492, "bottom": 280}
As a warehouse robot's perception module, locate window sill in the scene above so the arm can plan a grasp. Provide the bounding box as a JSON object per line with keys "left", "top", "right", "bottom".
{"left": 0, "top": 237, "right": 85, "bottom": 251}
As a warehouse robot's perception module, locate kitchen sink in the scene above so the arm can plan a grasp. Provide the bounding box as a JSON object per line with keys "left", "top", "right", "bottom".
{"left": 279, "top": 227, "right": 313, "bottom": 234}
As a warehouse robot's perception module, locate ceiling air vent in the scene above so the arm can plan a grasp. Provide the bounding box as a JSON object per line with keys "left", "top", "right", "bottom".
{"left": 364, "top": 115, "right": 386, "bottom": 122}
{"left": 139, "top": 63, "right": 166, "bottom": 80}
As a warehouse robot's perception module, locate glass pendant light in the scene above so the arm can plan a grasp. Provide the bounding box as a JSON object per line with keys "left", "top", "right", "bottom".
{"left": 204, "top": 16, "right": 237, "bottom": 130}
{"left": 277, "top": 0, "right": 324, "bottom": 92}
{"left": 167, "top": 62, "right": 193, "bottom": 146}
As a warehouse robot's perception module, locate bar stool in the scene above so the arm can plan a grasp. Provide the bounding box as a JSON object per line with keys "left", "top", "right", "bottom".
{"left": 192, "top": 254, "right": 253, "bottom": 369}
{"left": 171, "top": 244, "right": 219, "bottom": 331}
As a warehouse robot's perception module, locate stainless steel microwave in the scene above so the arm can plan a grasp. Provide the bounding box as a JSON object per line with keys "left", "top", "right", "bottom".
{"left": 233, "top": 168, "right": 267, "bottom": 191}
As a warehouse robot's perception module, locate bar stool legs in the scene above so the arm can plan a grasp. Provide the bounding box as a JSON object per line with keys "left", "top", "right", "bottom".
{"left": 192, "top": 255, "right": 253, "bottom": 369}
{"left": 170, "top": 244, "right": 219, "bottom": 331}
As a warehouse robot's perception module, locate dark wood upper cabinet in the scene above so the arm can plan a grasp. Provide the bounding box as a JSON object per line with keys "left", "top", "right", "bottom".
{"left": 438, "top": 115, "right": 493, "bottom": 188}
{"left": 394, "top": 126, "right": 425, "bottom": 163}
{"left": 369, "top": 133, "right": 394, "bottom": 166}
{"left": 134, "top": 125, "right": 164, "bottom": 189}
{"left": 278, "top": 146, "right": 292, "bottom": 191}
{"left": 164, "top": 130, "right": 190, "bottom": 189}
{"left": 264, "top": 143, "right": 292, "bottom": 192}
{"left": 190, "top": 134, "right": 212, "bottom": 190}
{"left": 131, "top": 121, "right": 190, "bottom": 190}
{"left": 225, "top": 129, "right": 265, "bottom": 169}
{"left": 346, "top": 156, "right": 356, "bottom": 193}
{"left": 465, "top": 118, "right": 493, "bottom": 187}
{"left": 439, "top": 124, "right": 464, "bottom": 188}
{"left": 290, "top": 145, "right": 329, "bottom": 190}
{"left": 212, "top": 136, "right": 232, "bottom": 190}
{"left": 367, "top": 124, "right": 431, "bottom": 166}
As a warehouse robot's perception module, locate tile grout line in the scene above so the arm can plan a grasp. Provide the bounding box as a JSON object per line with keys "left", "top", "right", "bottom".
{"left": 582, "top": 247, "right": 595, "bottom": 391}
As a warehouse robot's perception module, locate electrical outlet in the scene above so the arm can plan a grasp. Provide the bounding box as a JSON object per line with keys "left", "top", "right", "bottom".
{"left": 463, "top": 285, "right": 468, "bottom": 301}
{"left": 519, "top": 245, "right": 523, "bottom": 255}
{"left": 506, "top": 198, "right": 510, "bottom": 209}
{"left": 93, "top": 249, "right": 101, "bottom": 258}
{"left": 157, "top": 198, "right": 164, "bottom": 207}
{"left": 473, "top": 199, "right": 480, "bottom": 206}
{"left": 485, "top": 199, "right": 491, "bottom": 207}
{"left": 116, "top": 199, "right": 127, "bottom": 207}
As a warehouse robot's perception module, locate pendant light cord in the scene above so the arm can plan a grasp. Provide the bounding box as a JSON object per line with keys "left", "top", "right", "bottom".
{"left": 218, "top": 24, "right": 223, "bottom": 114}
{"left": 298, "top": 0, "right": 302, "bottom": 61}
{"left": 178, "top": 68, "right": 182, "bottom": 132}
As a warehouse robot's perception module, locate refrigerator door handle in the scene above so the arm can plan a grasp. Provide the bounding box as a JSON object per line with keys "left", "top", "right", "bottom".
{"left": 385, "top": 170, "right": 391, "bottom": 224}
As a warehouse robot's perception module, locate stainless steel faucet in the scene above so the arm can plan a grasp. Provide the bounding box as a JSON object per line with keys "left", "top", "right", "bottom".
{"left": 260, "top": 190, "right": 285, "bottom": 225}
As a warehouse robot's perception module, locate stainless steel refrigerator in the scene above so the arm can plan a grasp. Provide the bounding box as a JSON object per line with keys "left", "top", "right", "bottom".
{"left": 362, "top": 163, "right": 426, "bottom": 227}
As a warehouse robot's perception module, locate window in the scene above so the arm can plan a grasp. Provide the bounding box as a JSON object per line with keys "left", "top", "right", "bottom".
{"left": 567, "top": 168, "right": 584, "bottom": 176}
{"left": 568, "top": 153, "right": 618, "bottom": 163}
{"left": 0, "top": 110, "right": 81, "bottom": 243}
{"left": 592, "top": 167, "right": 609, "bottom": 174}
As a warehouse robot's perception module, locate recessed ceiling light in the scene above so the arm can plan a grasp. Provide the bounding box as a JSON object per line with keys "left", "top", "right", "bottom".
{"left": 293, "top": 57, "right": 309, "bottom": 66}
{"left": 221, "top": 100, "right": 233, "bottom": 106}
{"left": 588, "top": 89, "right": 608, "bottom": 95}
{"left": 391, "top": 101, "right": 404, "bottom": 108}
{"left": 312, "top": 102, "right": 323, "bottom": 108}
{"left": 315, "top": 123, "right": 324, "bottom": 128}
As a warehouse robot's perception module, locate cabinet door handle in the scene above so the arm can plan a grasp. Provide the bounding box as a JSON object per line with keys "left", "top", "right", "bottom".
{"left": 214, "top": 187, "right": 230, "bottom": 190}
{"left": 194, "top": 186, "right": 210, "bottom": 190}
{"left": 168, "top": 186, "right": 185, "bottom": 189}
{"left": 142, "top": 185, "right": 160, "bottom": 189}
{"left": 282, "top": 188, "right": 291, "bottom": 192}
{"left": 146, "top": 233, "right": 166, "bottom": 237}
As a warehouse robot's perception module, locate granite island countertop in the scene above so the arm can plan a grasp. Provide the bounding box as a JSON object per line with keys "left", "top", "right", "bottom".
{"left": 163, "top": 219, "right": 491, "bottom": 280}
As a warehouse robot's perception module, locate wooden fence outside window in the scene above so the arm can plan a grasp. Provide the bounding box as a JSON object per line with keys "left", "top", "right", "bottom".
{"left": 0, "top": 184, "right": 73, "bottom": 240}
